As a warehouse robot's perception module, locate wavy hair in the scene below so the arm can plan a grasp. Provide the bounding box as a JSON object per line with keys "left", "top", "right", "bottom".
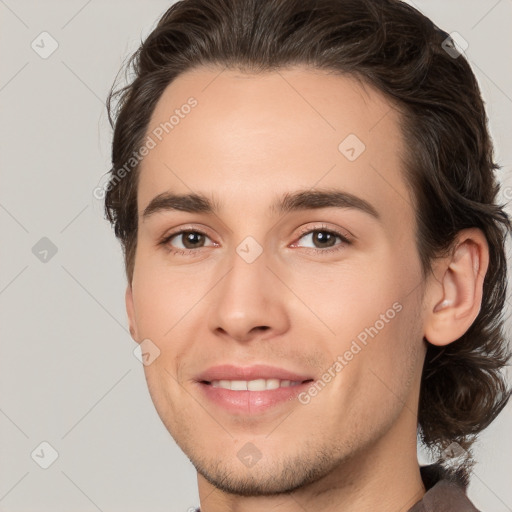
{"left": 104, "top": 0, "right": 512, "bottom": 484}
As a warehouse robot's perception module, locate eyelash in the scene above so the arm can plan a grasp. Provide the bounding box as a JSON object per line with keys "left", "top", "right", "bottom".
{"left": 158, "top": 224, "right": 351, "bottom": 257}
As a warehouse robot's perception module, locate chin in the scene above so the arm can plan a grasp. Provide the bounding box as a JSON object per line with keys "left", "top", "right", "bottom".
{"left": 190, "top": 438, "right": 350, "bottom": 497}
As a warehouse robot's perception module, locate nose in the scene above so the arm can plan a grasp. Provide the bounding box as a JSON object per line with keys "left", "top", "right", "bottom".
{"left": 207, "top": 247, "right": 290, "bottom": 343}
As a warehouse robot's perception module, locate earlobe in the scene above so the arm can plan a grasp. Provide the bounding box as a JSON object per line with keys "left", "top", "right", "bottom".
{"left": 125, "top": 284, "right": 140, "bottom": 343}
{"left": 424, "top": 228, "right": 489, "bottom": 347}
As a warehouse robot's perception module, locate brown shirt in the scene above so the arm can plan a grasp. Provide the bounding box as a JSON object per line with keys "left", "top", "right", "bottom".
{"left": 194, "top": 464, "right": 480, "bottom": 512}
{"left": 408, "top": 464, "right": 480, "bottom": 512}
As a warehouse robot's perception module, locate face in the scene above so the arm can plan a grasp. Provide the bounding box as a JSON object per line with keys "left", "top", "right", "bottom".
{"left": 126, "top": 66, "right": 429, "bottom": 496}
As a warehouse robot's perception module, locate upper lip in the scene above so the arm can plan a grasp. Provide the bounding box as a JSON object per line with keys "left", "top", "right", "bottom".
{"left": 196, "top": 364, "right": 314, "bottom": 383}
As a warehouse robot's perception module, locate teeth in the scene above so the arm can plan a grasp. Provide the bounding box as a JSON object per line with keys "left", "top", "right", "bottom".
{"left": 210, "top": 379, "right": 302, "bottom": 390}
{"left": 230, "top": 380, "right": 247, "bottom": 391}
{"left": 248, "top": 379, "right": 267, "bottom": 391}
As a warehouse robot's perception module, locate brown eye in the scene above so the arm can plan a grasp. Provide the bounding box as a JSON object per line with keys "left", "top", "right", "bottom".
{"left": 300, "top": 229, "right": 349, "bottom": 249}
{"left": 309, "top": 231, "right": 337, "bottom": 248}
{"left": 160, "top": 229, "right": 215, "bottom": 254}
{"left": 295, "top": 228, "right": 349, "bottom": 252}
{"left": 178, "top": 231, "right": 207, "bottom": 249}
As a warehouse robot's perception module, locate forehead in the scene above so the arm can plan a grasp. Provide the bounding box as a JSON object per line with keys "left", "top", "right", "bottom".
{"left": 137, "top": 66, "right": 414, "bottom": 227}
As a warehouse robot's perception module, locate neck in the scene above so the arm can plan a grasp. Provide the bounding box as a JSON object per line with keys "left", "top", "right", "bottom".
{"left": 196, "top": 405, "right": 426, "bottom": 512}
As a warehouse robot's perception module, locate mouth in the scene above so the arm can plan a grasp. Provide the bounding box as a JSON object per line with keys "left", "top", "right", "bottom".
{"left": 195, "top": 365, "right": 315, "bottom": 415}
{"left": 202, "top": 378, "right": 311, "bottom": 390}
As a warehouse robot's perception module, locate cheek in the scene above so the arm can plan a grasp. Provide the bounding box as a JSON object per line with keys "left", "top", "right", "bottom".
{"left": 131, "top": 261, "right": 204, "bottom": 388}
{"left": 286, "top": 257, "right": 405, "bottom": 344}
{"left": 132, "top": 259, "right": 202, "bottom": 339}
{"left": 326, "top": 297, "right": 423, "bottom": 435}
{"left": 356, "top": 292, "right": 424, "bottom": 412}
{"left": 301, "top": 252, "right": 422, "bottom": 395}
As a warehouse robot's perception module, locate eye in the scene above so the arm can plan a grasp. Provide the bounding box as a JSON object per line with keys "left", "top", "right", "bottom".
{"left": 158, "top": 224, "right": 351, "bottom": 257}
{"left": 292, "top": 225, "right": 351, "bottom": 254}
{"left": 159, "top": 229, "right": 216, "bottom": 256}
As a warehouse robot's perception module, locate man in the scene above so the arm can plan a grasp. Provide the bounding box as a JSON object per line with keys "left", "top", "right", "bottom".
{"left": 103, "top": 0, "right": 511, "bottom": 510}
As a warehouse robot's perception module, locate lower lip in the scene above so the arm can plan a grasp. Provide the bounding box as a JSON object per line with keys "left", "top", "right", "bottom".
{"left": 197, "top": 381, "right": 312, "bottom": 415}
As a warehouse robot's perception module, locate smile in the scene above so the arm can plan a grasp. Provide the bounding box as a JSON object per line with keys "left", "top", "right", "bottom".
{"left": 209, "top": 379, "right": 303, "bottom": 390}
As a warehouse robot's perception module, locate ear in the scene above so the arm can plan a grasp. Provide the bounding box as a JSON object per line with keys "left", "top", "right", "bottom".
{"left": 125, "top": 284, "right": 141, "bottom": 343}
{"left": 423, "top": 228, "right": 489, "bottom": 346}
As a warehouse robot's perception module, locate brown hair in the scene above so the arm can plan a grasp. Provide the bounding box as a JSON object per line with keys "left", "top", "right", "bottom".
{"left": 104, "top": 0, "right": 511, "bottom": 484}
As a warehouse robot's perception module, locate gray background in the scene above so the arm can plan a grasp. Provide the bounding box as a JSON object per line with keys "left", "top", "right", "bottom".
{"left": 0, "top": 1, "right": 511, "bottom": 511}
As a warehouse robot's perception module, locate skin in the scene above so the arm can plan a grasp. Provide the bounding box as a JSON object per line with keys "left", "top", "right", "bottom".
{"left": 125, "top": 66, "right": 489, "bottom": 512}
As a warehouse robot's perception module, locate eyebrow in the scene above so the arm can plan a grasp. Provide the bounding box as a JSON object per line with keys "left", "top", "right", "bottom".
{"left": 142, "top": 188, "right": 381, "bottom": 221}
